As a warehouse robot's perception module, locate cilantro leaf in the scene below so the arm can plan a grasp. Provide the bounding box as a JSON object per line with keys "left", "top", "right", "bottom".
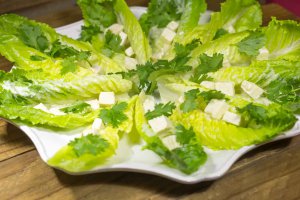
{"left": 60, "top": 101, "right": 92, "bottom": 114}
{"left": 61, "top": 57, "right": 77, "bottom": 75}
{"left": 237, "top": 31, "right": 266, "bottom": 56}
{"left": 18, "top": 23, "right": 49, "bottom": 52}
{"left": 180, "top": 89, "right": 200, "bottom": 113}
{"left": 139, "top": 0, "right": 184, "bottom": 34}
{"left": 30, "top": 55, "right": 46, "bottom": 61}
{"left": 78, "top": 0, "right": 116, "bottom": 29}
{"left": 101, "top": 31, "right": 124, "bottom": 57}
{"left": 145, "top": 102, "right": 176, "bottom": 120}
{"left": 190, "top": 53, "right": 223, "bottom": 83}
{"left": 99, "top": 102, "right": 128, "bottom": 128}
{"left": 175, "top": 125, "right": 196, "bottom": 145}
{"left": 79, "top": 25, "right": 101, "bottom": 42}
{"left": 145, "top": 136, "right": 207, "bottom": 174}
{"left": 237, "top": 103, "right": 268, "bottom": 124}
{"left": 69, "top": 134, "right": 109, "bottom": 157}
{"left": 180, "top": 89, "right": 226, "bottom": 113}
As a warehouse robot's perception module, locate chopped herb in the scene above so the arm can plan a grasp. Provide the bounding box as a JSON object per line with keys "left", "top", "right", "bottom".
{"left": 145, "top": 102, "right": 176, "bottom": 120}
{"left": 60, "top": 101, "right": 92, "bottom": 114}
{"left": 99, "top": 102, "right": 128, "bottom": 128}
{"left": 237, "top": 31, "right": 266, "bottom": 56}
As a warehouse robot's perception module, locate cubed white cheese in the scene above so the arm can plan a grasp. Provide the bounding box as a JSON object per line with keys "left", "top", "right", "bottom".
{"left": 99, "top": 92, "right": 115, "bottom": 105}
{"left": 125, "top": 47, "right": 135, "bottom": 57}
{"left": 143, "top": 95, "right": 155, "bottom": 112}
{"left": 119, "top": 31, "right": 128, "bottom": 46}
{"left": 215, "top": 82, "right": 235, "bottom": 96}
{"left": 148, "top": 116, "right": 172, "bottom": 134}
{"left": 107, "top": 23, "right": 124, "bottom": 34}
{"left": 200, "top": 81, "right": 215, "bottom": 90}
{"left": 92, "top": 118, "right": 103, "bottom": 133}
{"left": 167, "top": 21, "right": 179, "bottom": 31}
{"left": 257, "top": 47, "right": 269, "bottom": 60}
{"left": 125, "top": 57, "right": 137, "bottom": 70}
{"left": 48, "top": 107, "right": 66, "bottom": 116}
{"left": 204, "top": 99, "right": 229, "bottom": 120}
{"left": 241, "top": 80, "right": 264, "bottom": 99}
{"left": 34, "top": 103, "right": 49, "bottom": 112}
{"left": 161, "top": 135, "right": 181, "bottom": 151}
{"left": 86, "top": 99, "right": 100, "bottom": 110}
{"left": 222, "top": 111, "right": 241, "bottom": 126}
{"left": 161, "top": 28, "right": 176, "bottom": 43}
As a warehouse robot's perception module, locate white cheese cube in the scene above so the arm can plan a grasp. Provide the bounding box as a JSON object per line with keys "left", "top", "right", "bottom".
{"left": 257, "top": 47, "right": 269, "bottom": 60}
{"left": 161, "top": 135, "right": 181, "bottom": 151}
{"left": 167, "top": 21, "right": 179, "bottom": 31}
{"left": 125, "top": 47, "right": 135, "bottom": 57}
{"left": 205, "top": 99, "right": 229, "bottom": 120}
{"left": 86, "top": 99, "right": 100, "bottom": 110}
{"left": 107, "top": 23, "right": 124, "bottom": 34}
{"left": 241, "top": 80, "right": 264, "bottom": 99}
{"left": 143, "top": 95, "right": 155, "bottom": 112}
{"left": 148, "top": 116, "right": 172, "bottom": 134}
{"left": 200, "top": 81, "right": 215, "bottom": 90}
{"left": 92, "top": 118, "right": 103, "bottom": 133}
{"left": 34, "top": 103, "right": 49, "bottom": 113}
{"left": 99, "top": 92, "right": 115, "bottom": 105}
{"left": 119, "top": 31, "right": 128, "bottom": 46}
{"left": 222, "top": 111, "right": 241, "bottom": 126}
{"left": 125, "top": 57, "right": 137, "bottom": 70}
{"left": 215, "top": 82, "right": 235, "bottom": 96}
{"left": 48, "top": 107, "right": 66, "bottom": 116}
{"left": 161, "top": 28, "right": 176, "bottom": 43}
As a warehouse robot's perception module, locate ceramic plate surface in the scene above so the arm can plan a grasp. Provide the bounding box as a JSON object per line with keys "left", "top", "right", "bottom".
{"left": 13, "top": 7, "right": 300, "bottom": 184}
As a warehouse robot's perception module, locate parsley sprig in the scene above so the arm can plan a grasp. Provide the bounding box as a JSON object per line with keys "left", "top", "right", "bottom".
{"left": 145, "top": 102, "right": 176, "bottom": 120}
{"left": 99, "top": 102, "right": 128, "bottom": 128}
{"left": 69, "top": 134, "right": 109, "bottom": 157}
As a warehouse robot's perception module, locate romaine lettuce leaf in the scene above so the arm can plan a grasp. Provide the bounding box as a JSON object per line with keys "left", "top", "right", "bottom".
{"left": 47, "top": 96, "right": 137, "bottom": 172}
{"left": 263, "top": 18, "right": 300, "bottom": 61}
{"left": 170, "top": 100, "right": 297, "bottom": 150}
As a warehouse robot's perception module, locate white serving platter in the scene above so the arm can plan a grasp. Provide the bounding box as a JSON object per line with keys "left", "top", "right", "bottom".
{"left": 11, "top": 7, "right": 300, "bottom": 184}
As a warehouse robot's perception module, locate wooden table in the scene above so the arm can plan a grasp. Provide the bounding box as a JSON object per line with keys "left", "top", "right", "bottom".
{"left": 0, "top": 1, "right": 299, "bottom": 199}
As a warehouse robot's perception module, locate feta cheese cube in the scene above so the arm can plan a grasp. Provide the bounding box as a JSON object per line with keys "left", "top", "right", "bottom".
{"left": 92, "top": 118, "right": 103, "bottom": 133}
{"left": 143, "top": 95, "right": 155, "bottom": 112}
{"left": 215, "top": 82, "right": 235, "bottom": 96}
{"left": 148, "top": 116, "right": 172, "bottom": 134}
{"left": 241, "top": 80, "right": 264, "bottom": 99}
{"left": 125, "top": 47, "right": 135, "bottom": 57}
{"left": 86, "top": 99, "right": 100, "bottom": 110}
{"left": 99, "top": 92, "right": 115, "bottom": 105}
{"left": 257, "top": 47, "right": 269, "bottom": 60}
{"left": 125, "top": 57, "right": 137, "bottom": 70}
{"left": 204, "top": 99, "right": 229, "bottom": 120}
{"left": 200, "top": 81, "right": 215, "bottom": 90}
{"left": 48, "top": 107, "right": 66, "bottom": 116}
{"left": 161, "top": 28, "right": 176, "bottom": 43}
{"left": 222, "top": 111, "right": 241, "bottom": 126}
{"left": 161, "top": 135, "right": 181, "bottom": 151}
{"left": 167, "top": 21, "right": 179, "bottom": 31}
{"left": 107, "top": 23, "right": 124, "bottom": 34}
{"left": 119, "top": 31, "right": 128, "bottom": 46}
{"left": 34, "top": 103, "right": 49, "bottom": 113}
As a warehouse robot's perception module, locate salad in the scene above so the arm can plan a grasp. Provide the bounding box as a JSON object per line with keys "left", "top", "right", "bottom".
{"left": 0, "top": 0, "right": 298, "bottom": 175}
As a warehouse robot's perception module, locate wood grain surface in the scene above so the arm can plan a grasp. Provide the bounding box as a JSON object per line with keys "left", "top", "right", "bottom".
{"left": 0, "top": 1, "right": 299, "bottom": 199}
